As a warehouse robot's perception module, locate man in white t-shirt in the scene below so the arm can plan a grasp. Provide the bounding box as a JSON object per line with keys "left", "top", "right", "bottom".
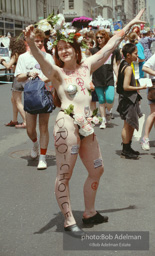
{"left": 15, "top": 28, "right": 55, "bottom": 170}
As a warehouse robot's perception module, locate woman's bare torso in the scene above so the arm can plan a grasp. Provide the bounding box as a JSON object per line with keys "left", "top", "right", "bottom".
{"left": 54, "top": 63, "right": 95, "bottom": 116}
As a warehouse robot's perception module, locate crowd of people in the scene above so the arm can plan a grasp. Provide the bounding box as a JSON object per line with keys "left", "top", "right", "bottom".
{"left": 0, "top": 9, "right": 154, "bottom": 237}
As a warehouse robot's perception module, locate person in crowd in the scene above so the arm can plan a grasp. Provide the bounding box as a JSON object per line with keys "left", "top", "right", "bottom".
{"left": 0, "top": 37, "right": 27, "bottom": 128}
{"left": 89, "top": 29, "right": 121, "bottom": 128}
{"left": 132, "top": 25, "right": 141, "bottom": 40}
{"left": 128, "top": 32, "right": 146, "bottom": 141}
{"left": 128, "top": 32, "right": 145, "bottom": 78}
{"left": 15, "top": 28, "right": 55, "bottom": 170}
{"left": 117, "top": 43, "right": 147, "bottom": 159}
{"left": 23, "top": 9, "right": 145, "bottom": 237}
{"left": 83, "top": 29, "right": 95, "bottom": 43}
{"left": 81, "top": 37, "right": 94, "bottom": 61}
{"left": 139, "top": 29, "right": 155, "bottom": 61}
{"left": 141, "top": 54, "right": 155, "bottom": 150}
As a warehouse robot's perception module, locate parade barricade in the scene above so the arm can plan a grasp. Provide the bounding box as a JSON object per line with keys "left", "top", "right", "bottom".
{"left": 0, "top": 72, "right": 14, "bottom": 84}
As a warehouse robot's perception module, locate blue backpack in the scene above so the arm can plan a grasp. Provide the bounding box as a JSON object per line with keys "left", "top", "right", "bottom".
{"left": 24, "top": 77, "right": 54, "bottom": 114}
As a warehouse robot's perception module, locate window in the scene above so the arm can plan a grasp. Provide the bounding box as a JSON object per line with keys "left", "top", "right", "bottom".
{"left": 69, "top": 0, "right": 74, "bottom": 9}
{"left": 5, "top": 23, "right": 14, "bottom": 29}
{"left": 15, "top": 20, "right": 22, "bottom": 28}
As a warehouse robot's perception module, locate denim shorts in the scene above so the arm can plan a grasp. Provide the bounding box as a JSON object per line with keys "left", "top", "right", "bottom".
{"left": 11, "top": 77, "right": 24, "bottom": 92}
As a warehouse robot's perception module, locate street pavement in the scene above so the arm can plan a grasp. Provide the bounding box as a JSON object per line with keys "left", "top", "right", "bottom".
{"left": 0, "top": 80, "right": 155, "bottom": 256}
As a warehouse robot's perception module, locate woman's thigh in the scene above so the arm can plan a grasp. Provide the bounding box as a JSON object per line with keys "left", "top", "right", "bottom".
{"left": 105, "top": 86, "right": 115, "bottom": 104}
{"left": 150, "top": 102, "right": 155, "bottom": 114}
{"left": 12, "top": 91, "right": 22, "bottom": 101}
{"left": 39, "top": 113, "right": 50, "bottom": 130}
{"left": 54, "top": 112, "right": 81, "bottom": 177}
{"left": 26, "top": 113, "right": 37, "bottom": 131}
{"left": 95, "top": 87, "right": 105, "bottom": 104}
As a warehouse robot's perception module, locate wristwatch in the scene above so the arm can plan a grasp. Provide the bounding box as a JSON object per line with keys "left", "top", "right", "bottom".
{"left": 27, "top": 72, "right": 31, "bottom": 78}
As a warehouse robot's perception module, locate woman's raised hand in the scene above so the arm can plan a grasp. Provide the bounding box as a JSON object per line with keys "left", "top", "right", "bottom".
{"left": 130, "top": 8, "right": 146, "bottom": 26}
{"left": 23, "top": 25, "right": 35, "bottom": 44}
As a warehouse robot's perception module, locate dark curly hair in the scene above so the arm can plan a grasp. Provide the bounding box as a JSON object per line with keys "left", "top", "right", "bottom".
{"left": 54, "top": 38, "right": 82, "bottom": 68}
{"left": 9, "top": 37, "right": 26, "bottom": 57}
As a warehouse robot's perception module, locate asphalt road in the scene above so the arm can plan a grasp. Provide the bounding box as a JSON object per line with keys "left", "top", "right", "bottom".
{"left": 0, "top": 80, "right": 155, "bottom": 256}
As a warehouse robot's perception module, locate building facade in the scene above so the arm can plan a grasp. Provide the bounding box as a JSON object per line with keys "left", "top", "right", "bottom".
{"left": 137, "top": 0, "right": 146, "bottom": 21}
{"left": 63, "top": 0, "right": 97, "bottom": 21}
{"left": 0, "top": 0, "right": 152, "bottom": 36}
{"left": 0, "top": 0, "right": 37, "bottom": 36}
{"left": 0, "top": 0, "right": 63, "bottom": 36}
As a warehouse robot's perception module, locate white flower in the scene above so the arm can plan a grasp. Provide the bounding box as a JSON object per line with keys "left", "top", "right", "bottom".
{"left": 73, "top": 113, "right": 95, "bottom": 137}
{"left": 47, "top": 41, "right": 53, "bottom": 50}
{"left": 38, "top": 19, "right": 52, "bottom": 32}
{"left": 73, "top": 114, "right": 86, "bottom": 126}
{"left": 77, "top": 36, "right": 83, "bottom": 43}
{"left": 57, "top": 14, "right": 65, "bottom": 22}
{"left": 79, "top": 124, "right": 94, "bottom": 137}
{"left": 87, "top": 117, "right": 93, "bottom": 123}
{"left": 60, "top": 29, "right": 69, "bottom": 38}
{"left": 54, "top": 14, "right": 65, "bottom": 31}
{"left": 92, "top": 116, "right": 100, "bottom": 124}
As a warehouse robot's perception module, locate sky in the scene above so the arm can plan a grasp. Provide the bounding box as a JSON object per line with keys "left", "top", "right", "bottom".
{"left": 148, "top": 0, "right": 155, "bottom": 20}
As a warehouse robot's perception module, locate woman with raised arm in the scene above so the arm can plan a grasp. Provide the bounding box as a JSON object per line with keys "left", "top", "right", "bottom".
{"left": 23, "top": 10, "right": 145, "bottom": 237}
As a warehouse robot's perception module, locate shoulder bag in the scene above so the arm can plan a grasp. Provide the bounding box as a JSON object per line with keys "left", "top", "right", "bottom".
{"left": 24, "top": 77, "right": 54, "bottom": 114}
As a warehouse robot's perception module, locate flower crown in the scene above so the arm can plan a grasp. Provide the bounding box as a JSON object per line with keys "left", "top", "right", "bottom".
{"left": 37, "top": 13, "right": 88, "bottom": 50}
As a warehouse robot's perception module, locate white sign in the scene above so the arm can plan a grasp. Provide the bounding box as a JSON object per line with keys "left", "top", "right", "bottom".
{"left": 63, "top": 11, "right": 77, "bottom": 15}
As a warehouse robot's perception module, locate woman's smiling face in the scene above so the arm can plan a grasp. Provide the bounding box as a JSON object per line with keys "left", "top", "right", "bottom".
{"left": 57, "top": 40, "right": 76, "bottom": 63}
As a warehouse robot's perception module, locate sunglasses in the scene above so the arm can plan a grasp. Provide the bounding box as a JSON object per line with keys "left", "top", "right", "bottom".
{"left": 96, "top": 36, "right": 104, "bottom": 39}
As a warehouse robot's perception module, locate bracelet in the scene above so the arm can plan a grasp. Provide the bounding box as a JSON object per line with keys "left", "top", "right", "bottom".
{"left": 27, "top": 72, "right": 31, "bottom": 78}
{"left": 0, "top": 58, "right": 5, "bottom": 65}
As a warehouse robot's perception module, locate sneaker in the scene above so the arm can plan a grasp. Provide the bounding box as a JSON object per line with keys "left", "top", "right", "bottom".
{"left": 5, "top": 120, "right": 19, "bottom": 127}
{"left": 99, "top": 121, "right": 106, "bottom": 129}
{"left": 15, "top": 123, "right": 26, "bottom": 128}
{"left": 37, "top": 155, "right": 47, "bottom": 170}
{"left": 141, "top": 137, "right": 150, "bottom": 151}
{"left": 30, "top": 143, "right": 39, "bottom": 159}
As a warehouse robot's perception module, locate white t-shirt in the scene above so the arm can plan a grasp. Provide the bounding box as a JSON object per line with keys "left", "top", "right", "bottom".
{"left": 15, "top": 51, "right": 54, "bottom": 88}
{"left": 143, "top": 53, "right": 155, "bottom": 80}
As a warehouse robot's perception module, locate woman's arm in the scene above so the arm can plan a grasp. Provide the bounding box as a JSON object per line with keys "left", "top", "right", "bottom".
{"left": 85, "top": 9, "right": 145, "bottom": 73}
{"left": 113, "top": 56, "right": 119, "bottom": 78}
{"left": 0, "top": 55, "right": 16, "bottom": 70}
